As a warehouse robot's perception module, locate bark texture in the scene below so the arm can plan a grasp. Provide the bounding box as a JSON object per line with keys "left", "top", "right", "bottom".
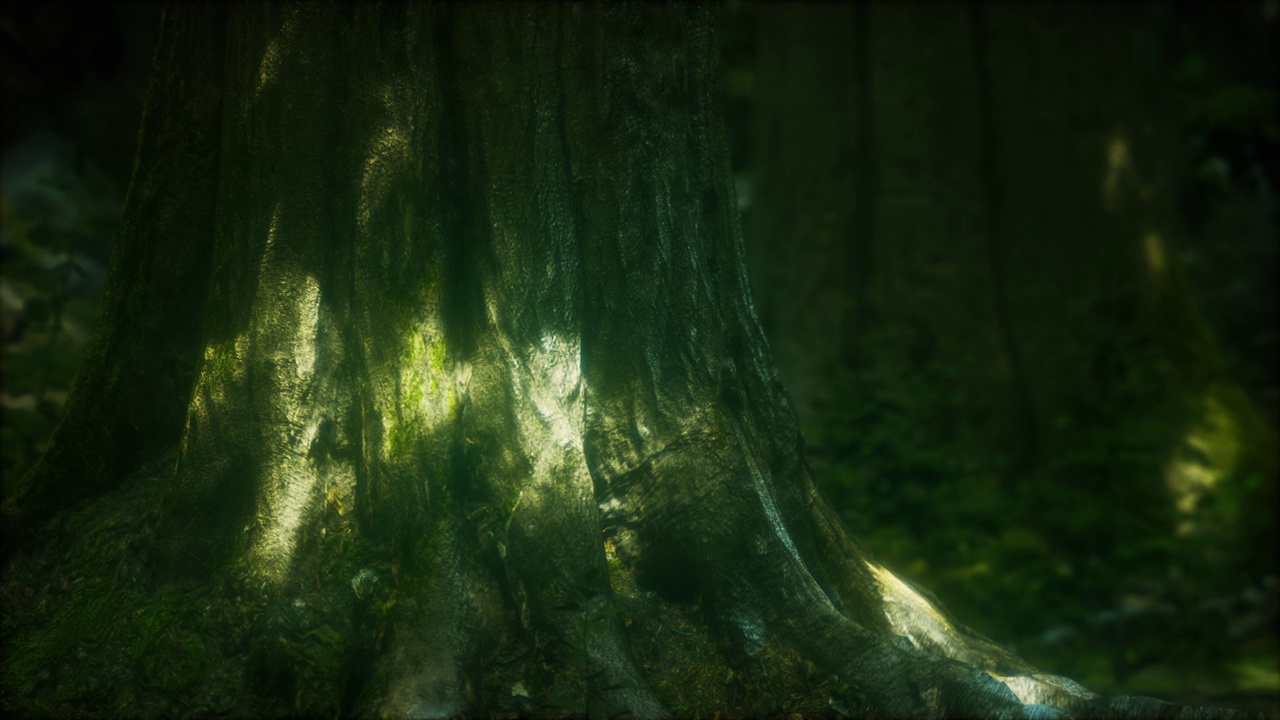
{"left": 0, "top": 4, "right": 1261, "bottom": 719}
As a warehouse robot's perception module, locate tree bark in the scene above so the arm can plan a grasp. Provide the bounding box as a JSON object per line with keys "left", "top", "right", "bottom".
{"left": 0, "top": 3, "right": 1260, "bottom": 718}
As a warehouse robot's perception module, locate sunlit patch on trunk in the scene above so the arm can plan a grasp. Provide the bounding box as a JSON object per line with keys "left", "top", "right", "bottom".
{"left": 246, "top": 272, "right": 326, "bottom": 581}
{"left": 869, "top": 561, "right": 967, "bottom": 658}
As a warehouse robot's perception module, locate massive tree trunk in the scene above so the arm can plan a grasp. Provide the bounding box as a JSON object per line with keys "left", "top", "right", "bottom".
{"left": 0, "top": 4, "right": 1256, "bottom": 718}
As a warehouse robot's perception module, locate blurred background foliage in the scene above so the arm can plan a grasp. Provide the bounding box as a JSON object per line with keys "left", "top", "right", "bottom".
{"left": 1, "top": 2, "right": 158, "bottom": 498}
{"left": 1, "top": 0, "right": 1276, "bottom": 713}
{"left": 726, "top": 0, "right": 1278, "bottom": 709}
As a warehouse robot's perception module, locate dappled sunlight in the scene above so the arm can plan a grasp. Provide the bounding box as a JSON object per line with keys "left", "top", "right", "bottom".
{"left": 737, "top": 418, "right": 803, "bottom": 566}
{"left": 179, "top": 330, "right": 251, "bottom": 463}
{"left": 259, "top": 204, "right": 282, "bottom": 292}
{"left": 290, "top": 275, "right": 320, "bottom": 379}
{"left": 255, "top": 7, "right": 300, "bottom": 99}
{"left": 356, "top": 86, "right": 411, "bottom": 239}
{"left": 1101, "top": 128, "right": 1153, "bottom": 213}
{"left": 1102, "top": 133, "right": 1131, "bottom": 212}
{"left": 520, "top": 333, "right": 585, "bottom": 456}
{"left": 380, "top": 317, "right": 465, "bottom": 467}
{"left": 993, "top": 673, "right": 1096, "bottom": 707}
{"left": 253, "top": 416, "right": 325, "bottom": 579}
{"left": 1165, "top": 383, "right": 1242, "bottom": 535}
{"left": 354, "top": 86, "right": 446, "bottom": 471}
{"left": 256, "top": 37, "right": 279, "bottom": 97}
{"left": 1143, "top": 231, "right": 1167, "bottom": 280}
{"left": 868, "top": 562, "right": 967, "bottom": 658}
{"left": 504, "top": 332, "right": 589, "bottom": 521}
{"left": 246, "top": 272, "right": 330, "bottom": 582}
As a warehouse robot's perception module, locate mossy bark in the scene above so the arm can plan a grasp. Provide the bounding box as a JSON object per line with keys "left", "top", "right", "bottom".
{"left": 0, "top": 3, "right": 1260, "bottom": 719}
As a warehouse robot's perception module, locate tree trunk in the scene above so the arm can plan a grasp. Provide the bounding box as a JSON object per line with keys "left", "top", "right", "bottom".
{"left": 748, "top": 1, "right": 1167, "bottom": 472}
{"left": 0, "top": 4, "right": 1257, "bottom": 718}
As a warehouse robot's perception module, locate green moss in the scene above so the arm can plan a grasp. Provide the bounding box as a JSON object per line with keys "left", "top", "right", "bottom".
{"left": 386, "top": 419, "right": 423, "bottom": 461}
{"left": 2, "top": 552, "right": 205, "bottom": 711}
{"left": 136, "top": 624, "right": 209, "bottom": 693}
{"left": 4, "top": 581, "right": 115, "bottom": 696}
{"left": 402, "top": 330, "right": 453, "bottom": 407}
{"left": 0, "top": 458, "right": 233, "bottom": 716}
